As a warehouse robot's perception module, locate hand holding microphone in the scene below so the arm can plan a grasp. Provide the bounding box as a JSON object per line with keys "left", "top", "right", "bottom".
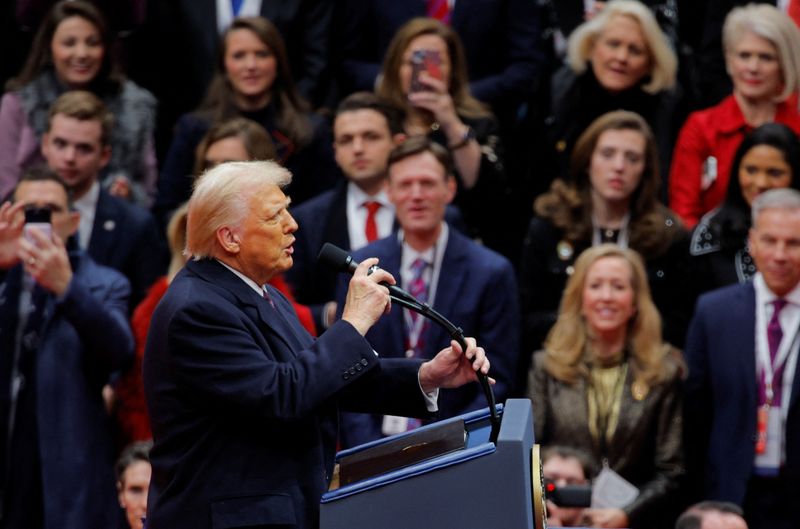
{"left": 340, "top": 257, "right": 396, "bottom": 336}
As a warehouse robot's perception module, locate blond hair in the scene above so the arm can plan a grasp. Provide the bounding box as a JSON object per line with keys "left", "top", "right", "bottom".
{"left": 723, "top": 3, "right": 800, "bottom": 107}
{"left": 567, "top": 0, "right": 677, "bottom": 94}
{"left": 543, "top": 244, "right": 670, "bottom": 387}
{"left": 186, "top": 160, "right": 291, "bottom": 259}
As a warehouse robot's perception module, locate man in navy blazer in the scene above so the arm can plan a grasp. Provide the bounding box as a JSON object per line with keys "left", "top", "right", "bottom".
{"left": 0, "top": 169, "right": 133, "bottom": 529}
{"left": 287, "top": 92, "right": 405, "bottom": 331}
{"left": 684, "top": 188, "right": 800, "bottom": 529}
{"left": 143, "top": 160, "right": 491, "bottom": 529}
{"left": 40, "top": 91, "right": 163, "bottom": 310}
{"left": 335, "top": 136, "right": 519, "bottom": 447}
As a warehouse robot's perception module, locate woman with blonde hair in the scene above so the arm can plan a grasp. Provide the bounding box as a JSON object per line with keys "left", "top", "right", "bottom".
{"left": 543, "top": 0, "right": 679, "bottom": 183}
{"left": 527, "top": 244, "right": 683, "bottom": 529}
{"left": 377, "top": 17, "right": 507, "bottom": 253}
{"left": 669, "top": 3, "right": 800, "bottom": 227}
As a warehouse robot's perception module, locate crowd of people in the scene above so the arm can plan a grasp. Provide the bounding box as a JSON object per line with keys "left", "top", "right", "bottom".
{"left": 1, "top": 1, "right": 800, "bottom": 529}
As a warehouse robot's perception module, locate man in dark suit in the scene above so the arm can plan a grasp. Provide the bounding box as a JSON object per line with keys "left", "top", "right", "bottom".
{"left": 142, "top": 159, "right": 491, "bottom": 529}
{"left": 685, "top": 188, "right": 800, "bottom": 529}
{"left": 287, "top": 92, "right": 405, "bottom": 331}
{"left": 40, "top": 91, "right": 163, "bottom": 309}
{"left": 335, "top": 137, "right": 519, "bottom": 447}
{"left": 0, "top": 169, "right": 133, "bottom": 529}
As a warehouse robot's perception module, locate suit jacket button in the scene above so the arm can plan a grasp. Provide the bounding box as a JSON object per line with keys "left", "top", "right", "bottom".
{"left": 356, "top": 364, "right": 363, "bottom": 371}
{"left": 348, "top": 367, "right": 356, "bottom": 375}
{"left": 360, "top": 358, "right": 368, "bottom": 366}
{"left": 342, "top": 371, "right": 350, "bottom": 380}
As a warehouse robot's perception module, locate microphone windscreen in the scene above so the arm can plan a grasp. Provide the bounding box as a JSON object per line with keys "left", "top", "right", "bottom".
{"left": 317, "top": 243, "right": 357, "bottom": 274}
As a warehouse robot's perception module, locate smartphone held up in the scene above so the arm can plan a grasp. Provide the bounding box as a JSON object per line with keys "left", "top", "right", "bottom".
{"left": 23, "top": 207, "right": 53, "bottom": 245}
{"left": 409, "top": 49, "right": 442, "bottom": 93}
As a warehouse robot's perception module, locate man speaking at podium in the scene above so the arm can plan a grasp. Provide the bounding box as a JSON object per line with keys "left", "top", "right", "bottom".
{"left": 142, "top": 160, "right": 490, "bottom": 529}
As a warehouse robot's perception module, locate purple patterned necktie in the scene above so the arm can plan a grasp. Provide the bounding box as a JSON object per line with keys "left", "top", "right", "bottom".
{"left": 766, "top": 299, "right": 787, "bottom": 405}
{"left": 262, "top": 288, "right": 275, "bottom": 309}
{"left": 408, "top": 258, "right": 429, "bottom": 329}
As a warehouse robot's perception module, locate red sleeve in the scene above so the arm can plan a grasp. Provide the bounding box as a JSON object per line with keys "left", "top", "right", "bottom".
{"left": 669, "top": 111, "right": 711, "bottom": 228}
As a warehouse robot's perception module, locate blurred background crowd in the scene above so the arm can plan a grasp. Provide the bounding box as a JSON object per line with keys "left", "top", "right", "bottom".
{"left": 1, "top": 1, "right": 800, "bottom": 528}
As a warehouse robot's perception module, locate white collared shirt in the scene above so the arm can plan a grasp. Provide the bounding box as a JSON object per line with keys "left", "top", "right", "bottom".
{"left": 215, "top": 0, "right": 263, "bottom": 33}
{"left": 217, "top": 259, "right": 266, "bottom": 296}
{"left": 73, "top": 181, "right": 100, "bottom": 250}
{"left": 753, "top": 273, "right": 800, "bottom": 462}
{"left": 346, "top": 183, "right": 394, "bottom": 251}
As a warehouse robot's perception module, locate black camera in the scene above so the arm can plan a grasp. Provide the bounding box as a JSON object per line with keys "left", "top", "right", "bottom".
{"left": 544, "top": 479, "right": 592, "bottom": 507}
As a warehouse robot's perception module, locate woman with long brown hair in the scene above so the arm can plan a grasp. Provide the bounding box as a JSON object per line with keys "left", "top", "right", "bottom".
{"left": 0, "top": 0, "right": 157, "bottom": 205}
{"left": 155, "top": 16, "right": 338, "bottom": 227}
{"left": 520, "top": 110, "right": 687, "bottom": 353}
{"left": 527, "top": 244, "right": 683, "bottom": 528}
{"left": 377, "top": 17, "right": 508, "bottom": 254}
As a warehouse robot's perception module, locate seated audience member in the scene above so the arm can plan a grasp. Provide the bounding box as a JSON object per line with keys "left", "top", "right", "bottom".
{"left": 527, "top": 244, "right": 684, "bottom": 529}
{"left": 376, "top": 18, "right": 510, "bottom": 255}
{"left": 337, "top": 0, "right": 543, "bottom": 116}
{"left": 154, "top": 16, "right": 339, "bottom": 225}
{"left": 116, "top": 441, "right": 152, "bottom": 529}
{"left": 520, "top": 110, "right": 687, "bottom": 358}
{"left": 688, "top": 123, "right": 800, "bottom": 300}
{"left": 542, "top": 445, "right": 595, "bottom": 528}
{"left": 0, "top": 0, "right": 157, "bottom": 206}
{"left": 287, "top": 92, "right": 406, "bottom": 332}
{"left": 39, "top": 90, "right": 163, "bottom": 309}
{"left": 0, "top": 167, "right": 133, "bottom": 528}
{"left": 669, "top": 3, "right": 800, "bottom": 227}
{"left": 684, "top": 188, "right": 800, "bottom": 529}
{"left": 543, "top": 0, "right": 678, "bottom": 185}
{"left": 335, "top": 137, "right": 519, "bottom": 448}
{"left": 675, "top": 501, "right": 748, "bottom": 529}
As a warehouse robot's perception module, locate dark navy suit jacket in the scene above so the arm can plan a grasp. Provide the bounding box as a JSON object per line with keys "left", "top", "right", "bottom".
{"left": 143, "top": 259, "right": 430, "bottom": 529}
{"left": 684, "top": 282, "right": 800, "bottom": 504}
{"left": 88, "top": 188, "right": 163, "bottom": 310}
{"left": 334, "top": 228, "right": 520, "bottom": 447}
{"left": 286, "top": 181, "right": 468, "bottom": 331}
{"left": 0, "top": 250, "right": 133, "bottom": 529}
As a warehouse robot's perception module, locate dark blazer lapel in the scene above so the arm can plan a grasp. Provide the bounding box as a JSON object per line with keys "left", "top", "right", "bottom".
{"left": 323, "top": 183, "right": 350, "bottom": 250}
{"left": 187, "top": 260, "right": 300, "bottom": 356}
{"left": 422, "top": 230, "right": 469, "bottom": 358}
{"left": 383, "top": 238, "right": 406, "bottom": 356}
{"left": 88, "top": 191, "right": 118, "bottom": 263}
{"left": 609, "top": 365, "right": 646, "bottom": 460}
{"left": 737, "top": 284, "right": 758, "bottom": 408}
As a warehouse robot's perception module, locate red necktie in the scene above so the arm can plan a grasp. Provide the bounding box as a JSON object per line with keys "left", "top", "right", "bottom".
{"left": 789, "top": 0, "right": 800, "bottom": 27}
{"left": 426, "top": 0, "right": 451, "bottom": 23}
{"left": 364, "top": 201, "right": 381, "bottom": 243}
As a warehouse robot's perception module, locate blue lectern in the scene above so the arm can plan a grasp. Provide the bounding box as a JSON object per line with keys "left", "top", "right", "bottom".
{"left": 320, "top": 398, "right": 544, "bottom": 529}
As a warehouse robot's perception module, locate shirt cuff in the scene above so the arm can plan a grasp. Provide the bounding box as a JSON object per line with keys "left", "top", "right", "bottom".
{"left": 418, "top": 371, "right": 439, "bottom": 412}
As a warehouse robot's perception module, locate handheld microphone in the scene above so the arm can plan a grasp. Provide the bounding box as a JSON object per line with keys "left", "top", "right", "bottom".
{"left": 317, "top": 243, "right": 417, "bottom": 303}
{"left": 317, "top": 242, "right": 501, "bottom": 441}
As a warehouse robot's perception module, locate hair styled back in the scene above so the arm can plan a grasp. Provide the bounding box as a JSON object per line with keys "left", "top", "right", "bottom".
{"left": 47, "top": 90, "right": 114, "bottom": 146}
{"left": 723, "top": 3, "right": 800, "bottom": 107}
{"left": 377, "top": 17, "right": 488, "bottom": 120}
{"left": 198, "top": 16, "right": 312, "bottom": 148}
{"left": 115, "top": 440, "right": 152, "bottom": 483}
{"left": 193, "top": 117, "right": 277, "bottom": 176}
{"left": 567, "top": 0, "right": 677, "bottom": 94}
{"left": 752, "top": 187, "right": 800, "bottom": 227}
{"left": 7, "top": 0, "right": 121, "bottom": 92}
{"left": 543, "top": 244, "right": 669, "bottom": 387}
{"left": 535, "top": 111, "right": 676, "bottom": 258}
{"left": 186, "top": 160, "right": 291, "bottom": 259}
{"left": 387, "top": 135, "right": 454, "bottom": 179}
{"left": 335, "top": 91, "right": 406, "bottom": 136}
{"left": 713, "top": 123, "right": 800, "bottom": 250}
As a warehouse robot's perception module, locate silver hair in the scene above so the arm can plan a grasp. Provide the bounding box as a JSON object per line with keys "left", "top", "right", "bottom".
{"left": 752, "top": 188, "right": 800, "bottom": 227}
